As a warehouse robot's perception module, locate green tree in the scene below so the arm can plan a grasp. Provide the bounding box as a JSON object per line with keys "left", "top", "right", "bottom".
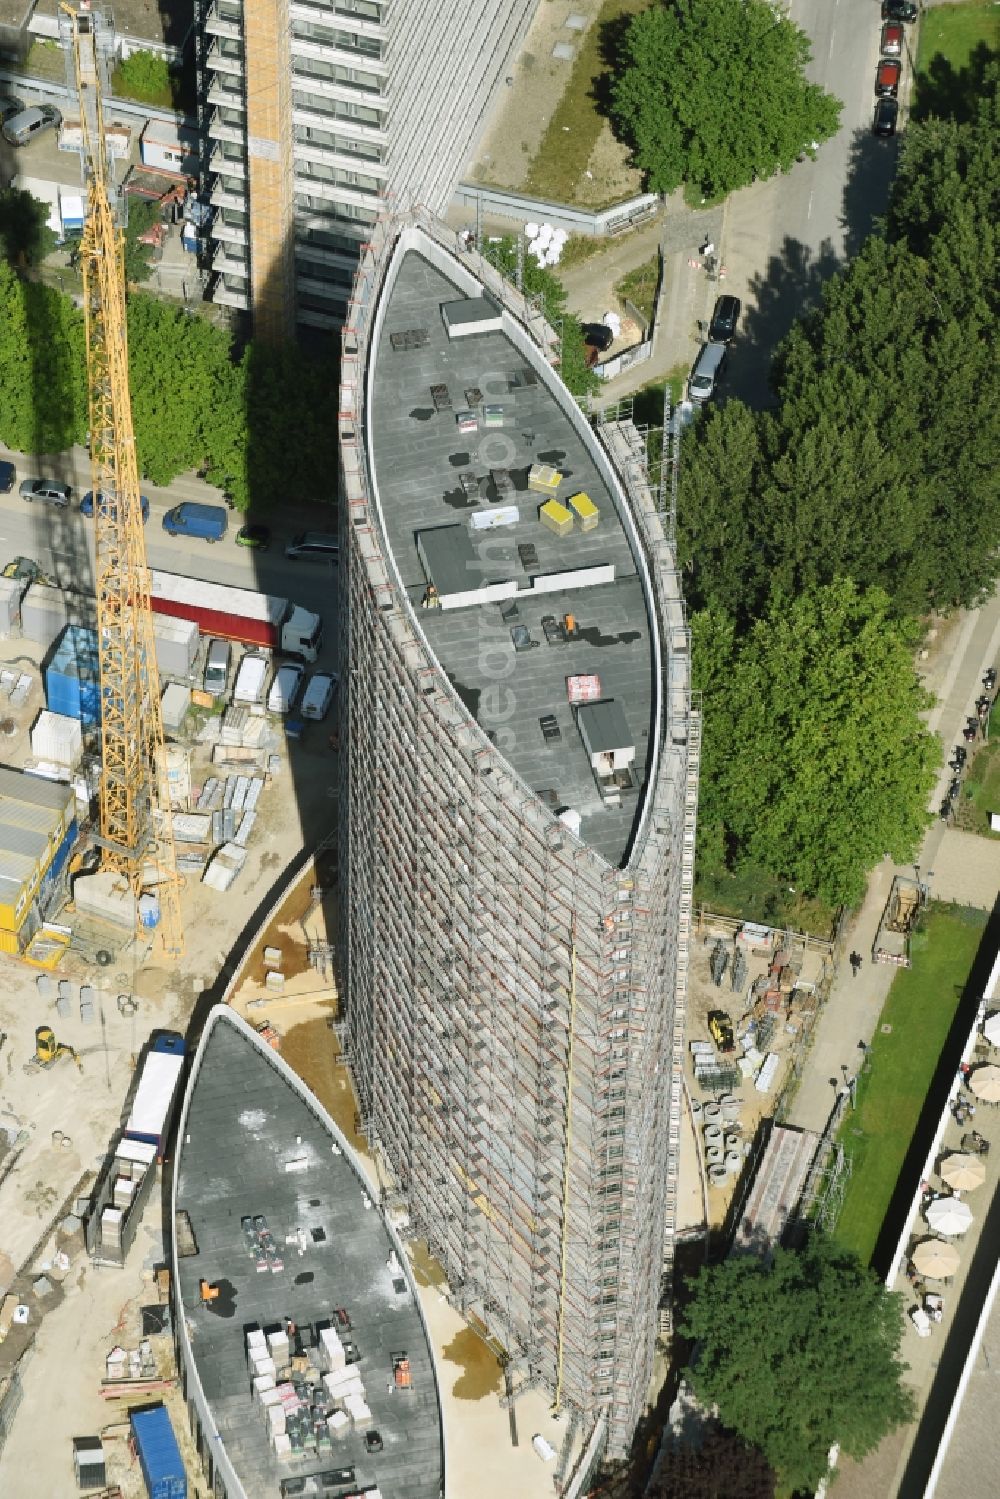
{"left": 0, "top": 188, "right": 58, "bottom": 267}
{"left": 681, "top": 1238, "right": 916, "bottom": 1493}
{"left": 0, "top": 261, "right": 87, "bottom": 453}
{"left": 675, "top": 401, "right": 766, "bottom": 619}
{"left": 127, "top": 294, "right": 244, "bottom": 488}
{"left": 693, "top": 581, "right": 938, "bottom": 906}
{"left": 240, "top": 339, "right": 340, "bottom": 513}
{"left": 611, "top": 0, "right": 841, "bottom": 197}
{"left": 648, "top": 1428, "right": 775, "bottom": 1499}
{"left": 123, "top": 198, "right": 161, "bottom": 284}
{"left": 112, "top": 49, "right": 178, "bottom": 108}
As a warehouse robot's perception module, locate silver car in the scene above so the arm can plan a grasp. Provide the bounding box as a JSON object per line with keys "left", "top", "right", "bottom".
{"left": 20, "top": 478, "right": 72, "bottom": 508}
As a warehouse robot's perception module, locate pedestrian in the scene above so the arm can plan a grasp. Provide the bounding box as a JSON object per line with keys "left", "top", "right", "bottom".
{"left": 700, "top": 240, "right": 715, "bottom": 257}
{"left": 850, "top": 951, "right": 862, "bottom": 977}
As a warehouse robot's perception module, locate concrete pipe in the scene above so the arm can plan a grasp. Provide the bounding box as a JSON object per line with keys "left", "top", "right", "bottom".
{"left": 703, "top": 1125, "right": 723, "bottom": 1146}
{"left": 703, "top": 1103, "right": 722, "bottom": 1122}
{"left": 709, "top": 1165, "right": 729, "bottom": 1188}
{"left": 706, "top": 1146, "right": 725, "bottom": 1166}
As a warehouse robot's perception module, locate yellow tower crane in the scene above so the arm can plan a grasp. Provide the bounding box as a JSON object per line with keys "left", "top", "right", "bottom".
{"left": 60, "top": 4, "right": 183, "bottom": 956}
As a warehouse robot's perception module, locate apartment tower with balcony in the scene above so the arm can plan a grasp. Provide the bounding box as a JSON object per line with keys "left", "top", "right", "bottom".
{"left": 197, "top": 0, "right": 538, "bottom": 336}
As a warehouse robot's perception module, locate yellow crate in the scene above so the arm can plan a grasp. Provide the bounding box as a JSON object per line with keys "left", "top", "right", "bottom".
{"left": 539, "top": 500, "right": 573, "bottom": 537}
{"left": 568, "top": 491, "right": 599, "bottom": 531}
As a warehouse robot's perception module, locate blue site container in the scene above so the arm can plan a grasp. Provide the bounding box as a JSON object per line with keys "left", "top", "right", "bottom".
{"left": 130, "top": 1405, "right": 186, "bottom": 1499}
{"left": 45, "top": 625, "right": 101, "bottom": 726}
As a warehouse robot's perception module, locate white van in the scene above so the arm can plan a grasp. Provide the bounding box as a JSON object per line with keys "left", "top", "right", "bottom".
{"left": 688, "top": 342, "right": 727, "bottom": 404}
{"left": 233, "top": 654, "right": 270, "bottom": 706}
{"left": 301, "top": 671, "right": 339, "bottom": 721}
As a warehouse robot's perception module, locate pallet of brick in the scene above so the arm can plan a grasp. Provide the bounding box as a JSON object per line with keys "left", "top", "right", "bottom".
{"left": 344, "top": 1393, "right": 372, "bottom": 1428}
{"left": 318, "top": 1327, "right": 345, "bottom": 1371}
{"left": 327, "top": 1410, "right": 350, "bottom": 1440}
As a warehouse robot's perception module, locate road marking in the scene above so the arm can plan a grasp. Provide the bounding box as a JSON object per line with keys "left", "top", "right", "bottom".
{"left": 808, "top": 190, "right": 814, "bottom": 219}
{"left": 828, "top": 30, "right": 835, "bottom": 58}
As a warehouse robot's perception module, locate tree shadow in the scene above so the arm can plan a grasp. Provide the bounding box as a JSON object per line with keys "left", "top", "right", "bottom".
{"left": 910, "top": 40, "right": 999, "bottom": 126}
{"left": 839, "top": 124, "right": 899, "bottom": 263}
{"left": 729, "top": 235, "right": 842, "bottom": 408}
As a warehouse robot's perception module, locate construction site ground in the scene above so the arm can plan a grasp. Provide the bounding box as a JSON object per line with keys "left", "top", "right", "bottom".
{"left": 0, "top": 654, "right": 341, "bottom": 1493}
{"left": 675, "top": 921, "right": 830, "bottom": 1240}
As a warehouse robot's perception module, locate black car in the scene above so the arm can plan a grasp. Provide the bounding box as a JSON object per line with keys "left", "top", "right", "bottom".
{"left": 882, "top": 0, "right": 917, "bottom": 21}
{"left": 0, "top": 459, "right": 15, "bottom": 493}
{"left": 708, "top": 295, "right": 741, "bottom": 343}
{"left": 873, "top": 97, "right": 899, "bottom": 137}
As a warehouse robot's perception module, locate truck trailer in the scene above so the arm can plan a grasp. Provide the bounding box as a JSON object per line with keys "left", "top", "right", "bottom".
{"left": 150, "top": 569, "right": 322, "bottom": 662}
{"left": 124, "top": 1031, "right": 186, "bottom": 1160}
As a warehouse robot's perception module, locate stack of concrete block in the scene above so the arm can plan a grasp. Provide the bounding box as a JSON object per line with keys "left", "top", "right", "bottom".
{"left": 327, "top": 1410, "right": 350, "bottom": 1440}
{"left": 343, "top": 1392, "right": 372, "bottom": 1428}
{"left": 318, "top": 1326, "right": 346, "bottom": 1372}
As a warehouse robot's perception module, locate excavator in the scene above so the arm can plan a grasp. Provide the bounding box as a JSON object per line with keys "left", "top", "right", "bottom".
{"left": 27, "top": 1025, "right": 82, "bottom": 1074}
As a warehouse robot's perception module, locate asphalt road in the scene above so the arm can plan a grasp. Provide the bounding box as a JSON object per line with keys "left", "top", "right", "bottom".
{"left": 0, "top": 441, "right": 338, "bottom": 657}
{"left": 723, "top": 0, "right": 905, "bottom": 404}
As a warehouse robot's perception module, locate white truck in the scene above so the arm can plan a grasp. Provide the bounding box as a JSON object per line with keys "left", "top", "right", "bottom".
{"left": 232, "top": 653, "right": 270, "bottom": 706}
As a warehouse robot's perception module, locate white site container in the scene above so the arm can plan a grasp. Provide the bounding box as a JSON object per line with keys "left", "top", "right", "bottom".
{"left": 30, "top": 710, "right": 83, "bottom": 768}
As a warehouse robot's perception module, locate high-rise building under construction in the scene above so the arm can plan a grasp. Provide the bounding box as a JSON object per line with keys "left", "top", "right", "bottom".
{"left": 196, "top": 0, "right": 538, "bottom": 336}
{"left": 337, "top": 211, "right": 700, "bottom": 1461}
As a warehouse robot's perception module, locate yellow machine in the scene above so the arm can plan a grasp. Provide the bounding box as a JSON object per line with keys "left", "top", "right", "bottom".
{"left": 60, "top": 4, "right": 182, "bottom": 956}
{"left": 33, "top": 1025, "right": 82, "bottom": 1071}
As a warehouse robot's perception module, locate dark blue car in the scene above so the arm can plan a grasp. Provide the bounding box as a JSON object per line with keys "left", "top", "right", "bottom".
{"left": 81, "top": 489, "right": 150, "bottom": 523}
{"left": 0, "top": 460, "right": 15, "bottom": 493}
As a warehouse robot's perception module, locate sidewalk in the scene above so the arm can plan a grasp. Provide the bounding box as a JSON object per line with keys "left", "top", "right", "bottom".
{"left": 787, "top": 584, "right": 1000, "bottom": 1136}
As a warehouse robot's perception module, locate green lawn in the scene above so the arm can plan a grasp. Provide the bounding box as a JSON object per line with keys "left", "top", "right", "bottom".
{"left": 833, "top": 904, "right": 988, "bottom": 1263}
{"left": 615, "top": 255, "right": 660, "bottom": 325}
{"left": 957, "top": 705, "right": 1000, "bottom": 836}
{"left": 523, "top": 0, "right": 648, "bottom": 205}
{"left": 913, "top": 0, "right": 999, "bottom": 120}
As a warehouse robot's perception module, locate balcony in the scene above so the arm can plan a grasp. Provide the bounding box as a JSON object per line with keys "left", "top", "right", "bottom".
{"left": 205, "top": 40, "right": 245, "bottom": 79}
{"left": 211, "top": 244, "right": 250, "bottom": 278}
{"left": 209, "top": 143, "right": 247, "bottom": 179}
{"left": 207, "top": 177, "right": 247, "bottom": 212}
{"left": 203, "top": 3, "right": 242, "bottom": 41}
{"left": 207, "top": 78, "right": 244, "bottom": 112}
{"left": 206, "top": 109, "right": 246, "bottom": 147}
{"left": 211, "top": 276, "right": 249, "bottom": 310}
{"left": 211, "top": 215, "right": 248, "bottom": 246}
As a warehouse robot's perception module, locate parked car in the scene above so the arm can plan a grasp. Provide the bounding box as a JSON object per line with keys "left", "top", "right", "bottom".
{"left": 267, "top": 662, "right": 305, "bottom": 716}
{"left": 0, "top": 95, "right": 24, "bottom": 125}
{"left": 708, "top": 295, "right": 741, "bottom": 344}
{"left": 161, "top": 502, "right": 228, "bottom": 542}
{"left": 0, "top": 460, "right": 15, "bottom": 493}
{"left": 880, "top": 22, "right": 904, "bottom": 56}
{"left": 80, "top": 489, "right": 150, "bottom": 523}
{"left": 300, "top": 671, "right": 339, "bottom": 721}
{"left": 20, "top": 477, "right": 71, "bottom": 508}
{"left": 687, "top": 342, "right": 727, "bottom": 404}
{"left": 236, "top": 523, "right": 271, "bottom": 550}
{"left": 875, "top": 58, "right": 902, "bottom": 96}
{"left": 2, "top": 104, "right": 61, "bottom": 148}
{"left": 203, "top": 638, "right": 232, "bottom": 699}
{"left": 882, "top": 0, "right": 917, "bottom": 21}
{"left": 873, "top": 97, "right": 899, "bottom": 137}
{"left": 284, "top": 531, "right": 339, "bottom": 562}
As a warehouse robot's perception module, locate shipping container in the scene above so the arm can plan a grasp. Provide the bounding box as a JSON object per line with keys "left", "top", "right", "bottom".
{"left": 45, "top": 626, "right": 101, "bottom": 726}
{"left": 153, "top": 615, "right": 199, "bottom": 679}
{"left": 130, "top": 1405, "right": 187, "bottom": 1499}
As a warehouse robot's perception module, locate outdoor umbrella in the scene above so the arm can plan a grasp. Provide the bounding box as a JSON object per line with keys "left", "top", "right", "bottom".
{"left": 912, "top": 1238, "right": 961, "bottom": 1280}
{"left": 925, "top": 1196, "right": 974, "bottom": 1237}
{"left": 940, "top": 1153, "right": 987, "bottom": 1191}
{"left": 970, "top": 1065, "right": 1000, "bottom": 1102}
{"left": 984, "top": 1012, "right": 1000, "bottom": 1047}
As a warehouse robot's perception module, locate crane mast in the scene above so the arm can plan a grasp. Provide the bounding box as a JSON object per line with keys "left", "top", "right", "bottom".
{"left": 61, "top": 4, "right": 183, "bottom": 956}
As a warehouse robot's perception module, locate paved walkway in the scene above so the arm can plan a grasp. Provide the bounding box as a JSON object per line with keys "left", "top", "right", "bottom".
{"left": 787, "top": 584, "right": 1000, "bottom": 1135}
